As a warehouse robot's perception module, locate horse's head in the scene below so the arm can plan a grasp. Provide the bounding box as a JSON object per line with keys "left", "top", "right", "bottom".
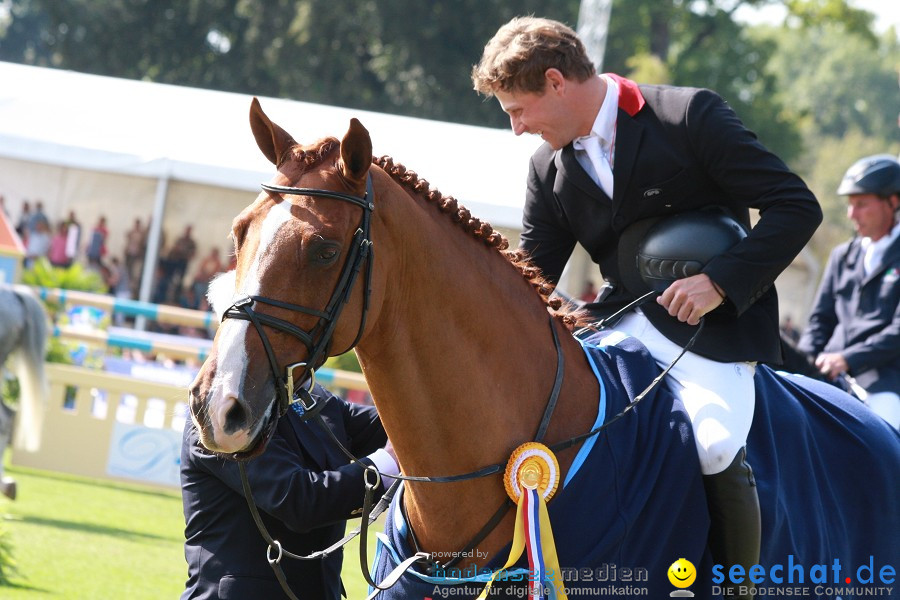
{"left": 189, "top": 98, "right": 375, "bottom": 458}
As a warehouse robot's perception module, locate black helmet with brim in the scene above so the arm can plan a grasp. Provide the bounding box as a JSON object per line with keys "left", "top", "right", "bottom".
{"left": 837, "top": 154, "right": 900, "bottom": 197}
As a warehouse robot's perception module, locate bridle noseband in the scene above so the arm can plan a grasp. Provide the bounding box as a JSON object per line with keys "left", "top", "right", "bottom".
{"left": 223, "top": 173, "right": 375, "bottom": 422}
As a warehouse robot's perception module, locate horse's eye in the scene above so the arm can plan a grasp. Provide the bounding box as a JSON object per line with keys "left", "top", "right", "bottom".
{"left": 311, "top": 243, "right": 341, "bottom": 265}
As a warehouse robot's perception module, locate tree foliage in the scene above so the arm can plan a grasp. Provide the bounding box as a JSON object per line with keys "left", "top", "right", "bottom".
{"left": 604, "top": 0, "right": 804, "bottom": 163}
{"left": 783, "top": 0, "right": 878, "bottom": 43}
{"left": 758, "top": 19, "right": 900, "bottom": 256}
{"left": 764, "top": 23, "right": 899, "bottom": 140}
{"left": 0, "top": 0, "right": 579, "bottom": 128}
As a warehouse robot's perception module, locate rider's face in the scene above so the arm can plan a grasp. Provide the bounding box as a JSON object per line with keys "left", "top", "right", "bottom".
{"left": 494, "top": 71, "right": 583, "bottom": 150}
{"left": 847, "top": 193, "right": 898, "bottom": 240}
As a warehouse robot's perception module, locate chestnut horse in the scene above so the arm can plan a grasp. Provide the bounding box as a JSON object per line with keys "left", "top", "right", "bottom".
{"left": 189, "top": 100, "right": 899, "bottom": 599}
{"left": 191, "top": 97, "right": 601, "bottom": 558}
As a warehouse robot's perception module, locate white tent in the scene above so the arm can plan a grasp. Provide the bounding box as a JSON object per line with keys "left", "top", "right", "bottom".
{"left": 0, "top": 61, "right": 544, "bottom": 303}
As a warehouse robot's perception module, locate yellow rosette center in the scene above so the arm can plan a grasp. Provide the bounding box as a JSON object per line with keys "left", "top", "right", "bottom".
{"left": 503, "top": 442, "right": 560, "bottom": 502}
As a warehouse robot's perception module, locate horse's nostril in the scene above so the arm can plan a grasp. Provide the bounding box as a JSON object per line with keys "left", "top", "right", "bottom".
{"left": 222, "top": 397, "right": 248, "bottom": 434}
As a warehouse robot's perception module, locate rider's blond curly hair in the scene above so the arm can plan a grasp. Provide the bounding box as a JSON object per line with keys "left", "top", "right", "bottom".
{"left": 471, "top": 16, "right": 596, "bottom": 97}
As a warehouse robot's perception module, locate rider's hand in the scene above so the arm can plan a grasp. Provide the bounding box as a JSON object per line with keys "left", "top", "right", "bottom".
{"left": 815, "top": 353, "right": 849, "bottom": 380}
{"left": 657, "top": 273, "right": 724, "bottom": 326}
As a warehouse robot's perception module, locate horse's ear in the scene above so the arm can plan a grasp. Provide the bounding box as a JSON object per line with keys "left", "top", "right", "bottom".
{"left": 249, "top": 97, "right": 297, "bottom": 167}
{"left": 340, "top": 118, "right": 373, "bottom": 185}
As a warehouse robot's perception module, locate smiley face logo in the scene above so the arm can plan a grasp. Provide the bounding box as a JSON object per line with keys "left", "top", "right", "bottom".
{"left": 668, "top": 558, "right": 696, "bottom": 588}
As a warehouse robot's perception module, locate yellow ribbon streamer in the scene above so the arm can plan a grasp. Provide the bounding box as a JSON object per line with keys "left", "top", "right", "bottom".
{"left": 476, "top": 489, "right": 527, "bottom": 599}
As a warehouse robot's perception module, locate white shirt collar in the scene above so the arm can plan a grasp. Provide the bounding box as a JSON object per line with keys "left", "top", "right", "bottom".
{"left": 861, "top": 220, "right": 900, "bottom": 275}
{"left": 861, "top": 220, "right": 900, "bottom": 249}
{"left": 574, "top": 75, "right": 618, "bottom": 147}
{"left": 588, "top": 74, "right": 619, "bottom": 147}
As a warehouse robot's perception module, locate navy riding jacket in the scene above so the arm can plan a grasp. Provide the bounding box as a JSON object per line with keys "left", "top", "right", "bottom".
{"left": 798, "top": 234, "right": 900, "bottom": 394}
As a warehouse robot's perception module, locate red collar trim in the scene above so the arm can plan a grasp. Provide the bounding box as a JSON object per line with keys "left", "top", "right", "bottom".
{"left": 604, "top": 73, "right": 645, "bottom": 117}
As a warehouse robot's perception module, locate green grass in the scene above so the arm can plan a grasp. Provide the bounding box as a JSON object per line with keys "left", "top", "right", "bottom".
{"left": 1, "top": 463, "right": 185, "bottom": 598}
{"left": 0, "top": 462, "right": 379, "bottom": 598}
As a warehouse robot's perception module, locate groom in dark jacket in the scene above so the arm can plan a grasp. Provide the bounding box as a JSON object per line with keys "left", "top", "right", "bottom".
{"left": 180, "top": 384, "right": 395, "bottom": 600}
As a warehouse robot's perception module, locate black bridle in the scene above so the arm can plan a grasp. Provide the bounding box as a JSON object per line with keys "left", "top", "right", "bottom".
{"left": 223, "top": 174, "right": 375, "bottom": 426}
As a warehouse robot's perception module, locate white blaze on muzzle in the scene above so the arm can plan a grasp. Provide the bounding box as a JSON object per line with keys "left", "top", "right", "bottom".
{"left": 206, "top": 201, "right": 294, "bottom": 429}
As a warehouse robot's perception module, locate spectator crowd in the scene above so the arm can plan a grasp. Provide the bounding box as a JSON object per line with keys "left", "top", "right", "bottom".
{"left": 3, "top": 196, "right": 231, "bottom": 325}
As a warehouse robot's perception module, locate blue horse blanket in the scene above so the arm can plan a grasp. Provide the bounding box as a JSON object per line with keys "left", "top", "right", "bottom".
{"left": 370, "top": 333, "right": 900, "bottom": 599}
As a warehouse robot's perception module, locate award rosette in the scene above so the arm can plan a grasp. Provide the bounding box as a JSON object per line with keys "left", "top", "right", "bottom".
{"left": 478, "top": 442, "right": 567, "bottom": 600}
{"left": 503, "top": 441, "right": 560, "bottom": 503}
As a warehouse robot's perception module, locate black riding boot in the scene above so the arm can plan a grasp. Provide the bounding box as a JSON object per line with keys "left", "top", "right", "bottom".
{"left": 702, "top": 447, "right": 760, "bottom": 600}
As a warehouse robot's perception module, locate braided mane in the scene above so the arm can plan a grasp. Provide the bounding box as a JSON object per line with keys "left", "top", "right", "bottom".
{"left": 283, "top": 139, "right": 581, "bottom": 328}
{"left": 283, "top": 138, "right": 340, "bottom": 167}
{"left": 371, "top": 155, "right": 580, "bottom": 329}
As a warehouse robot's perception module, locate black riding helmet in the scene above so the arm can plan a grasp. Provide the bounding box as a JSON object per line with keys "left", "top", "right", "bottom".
{"left": 837, "top": 154, "right": 900, "bottom": 197}
{"left": 618, "top": 209, "right": 747, "bottom": 295}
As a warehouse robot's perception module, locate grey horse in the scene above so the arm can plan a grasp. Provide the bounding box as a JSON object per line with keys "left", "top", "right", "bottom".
{"left": 0, "top": 285, "right": 48, "bottom": 500}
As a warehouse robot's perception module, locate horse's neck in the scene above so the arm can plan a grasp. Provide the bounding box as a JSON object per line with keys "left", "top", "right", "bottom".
{"left": 355, "top": 193, "right": 598, "bottom": 559}
{"left": 360, "top": 198, "right": 568, "bottom": 469}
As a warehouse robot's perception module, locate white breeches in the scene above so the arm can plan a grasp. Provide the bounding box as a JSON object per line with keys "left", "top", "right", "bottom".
{"left": 613, "top": 310, "right": 756, "bottom": 475}
{"left": 868, "top": 392, "right": 900, "bottom": 431}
